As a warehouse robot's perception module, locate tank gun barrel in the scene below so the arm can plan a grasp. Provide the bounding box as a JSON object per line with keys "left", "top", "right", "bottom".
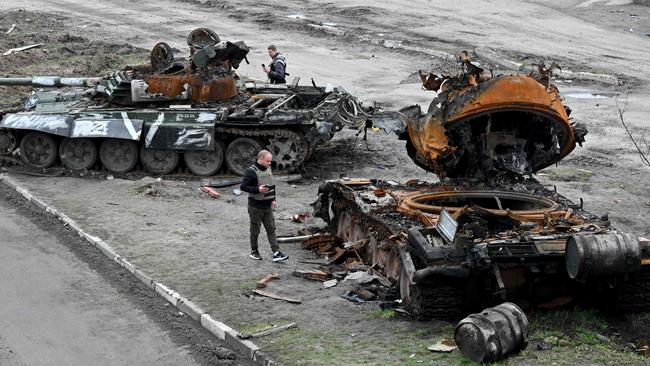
{"left": 0, "top": 76, "right": 102, "bottom": 87}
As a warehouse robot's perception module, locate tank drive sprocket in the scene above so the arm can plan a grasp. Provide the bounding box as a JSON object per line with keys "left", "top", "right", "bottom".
{"left": 266, "top": 130, "right": 308, "bottom": 172}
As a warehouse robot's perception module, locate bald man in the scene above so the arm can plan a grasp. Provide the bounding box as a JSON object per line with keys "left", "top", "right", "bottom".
{"left": 239, "top": 150, "right": 288, "bottom": 262}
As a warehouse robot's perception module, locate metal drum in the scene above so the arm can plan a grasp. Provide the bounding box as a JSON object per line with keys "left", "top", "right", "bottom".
{"left": 454, "top": 302, "right": 528, "bottom": 363}
{"left": 565, "top": 233, "right": 640, "bottom": 281}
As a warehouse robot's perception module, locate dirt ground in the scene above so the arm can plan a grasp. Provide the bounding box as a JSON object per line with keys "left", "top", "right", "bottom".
{"left": 1, "top": 0, "right": 650, "bottom": 365}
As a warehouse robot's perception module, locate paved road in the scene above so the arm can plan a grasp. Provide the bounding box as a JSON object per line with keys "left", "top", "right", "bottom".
{"left": 0, "top": 198, "right": 200, "bottom": 366}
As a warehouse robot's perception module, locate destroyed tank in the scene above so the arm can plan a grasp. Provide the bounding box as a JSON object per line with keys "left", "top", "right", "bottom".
{"left": 0, "top": 28, "right": 367, "bottom": 176}
{"left": 314, "top": 58, "right": 650, "bottom": 319}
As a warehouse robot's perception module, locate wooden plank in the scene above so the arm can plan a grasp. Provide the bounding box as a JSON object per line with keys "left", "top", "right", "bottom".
{"left": 253, "top": 289, "right": 302, "bottom": 304}
{"left": 256, "top": 273, "right": 280, "bottom": 289}
{"left": 292, "top": 269, "right": 329, "bottom": 281}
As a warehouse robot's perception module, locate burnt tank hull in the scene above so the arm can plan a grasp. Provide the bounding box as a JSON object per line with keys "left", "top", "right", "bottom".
{"left": 315, "top": 178, "right": 650, "bottom": 319}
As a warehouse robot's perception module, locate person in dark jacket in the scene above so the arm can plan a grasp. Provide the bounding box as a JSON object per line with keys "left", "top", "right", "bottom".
{"left": 262, "top": 45, "right": 286, "bottom": 84}
{"left": 240, "top": 150, "right": 289, "bottom": 261}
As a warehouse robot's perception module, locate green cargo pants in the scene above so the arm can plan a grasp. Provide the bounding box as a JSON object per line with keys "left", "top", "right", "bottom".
{"left": 248, "top": 206, "right": 279, "bottom": 253}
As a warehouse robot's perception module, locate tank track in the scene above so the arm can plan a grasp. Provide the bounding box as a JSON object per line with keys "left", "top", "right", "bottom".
{"left": 408, "top": 276, "right": 464, "bottom": 321}
{"left": 615, "top": 267, "right": 650, "bottom": 313}
{"left": 216, "top": 127, "right": 309, "bottom": 172}
{"left": 0, "top": 126, "right": 312, "bottom": 177}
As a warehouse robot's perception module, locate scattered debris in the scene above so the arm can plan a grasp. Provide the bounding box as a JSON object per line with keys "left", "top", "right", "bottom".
{"left": 292, "top": 212, "right": 310, "bottom": 223}
{"left": 201, "top": 186, "right": 221, "bottom": 199}
{"left": 256, "top": 273, "right": 280, "bottom": 289}
{"left": 323, "top": 279, "right": 338, "bottom": 288}
{"left": 340, "top": 290, "right": 365, "bottom": 304}
{"left": 238, "top": 322, "right": 297, "bottom": 339}
{"left": 3, "top": 43, "right": 43, "bottom": 56}
{"left": 427, "top": 339, "right": 457, "bottom": 353}
{"left": 232, "top": 188, "right": 242, "bottom": 196}
{"left": 253, "top": 289, "right": 302, "bottom": 304}
{"left": 292, "top": 269, "right": 330, "bottom": 281}
{"left": 352, "top": 286, "right": 376, "bottom": 300}
{"left": 6, "top": 24, "right": 16, "bottom": 34}
{"left": 343, "top": 271, "right": 376, "bottom": 285}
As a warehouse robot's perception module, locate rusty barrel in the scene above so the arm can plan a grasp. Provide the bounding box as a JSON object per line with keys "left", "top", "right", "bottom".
{"left": 454, "top": 302, "right": 528, "bottom": 363}
{"left": 565, "top": 233, "right": 640, "bottom": 281}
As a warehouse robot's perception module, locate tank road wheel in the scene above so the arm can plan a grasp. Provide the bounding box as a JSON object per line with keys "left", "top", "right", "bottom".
{"left": 140, "top": 146, "right": 179, "bottom": 175}
{"left": 99, "top": 139, "right": 138, "bottom": 174}
{"left": 184, "top": 140, "right": 225, "bottom": 176}
{"left": 0, "top": 130, "right": 17, "bottom": 155}
{"left": 19, "top": 132, "right": 58, "bottom": 169}
{"left": 59, "top": 138, "right": 97, "bottom": 170}
{"left": 266, "top": 132, "right": 307, "bottom": 172}
{"left": 225, "top": 137, "right": 263, "bottom": 176}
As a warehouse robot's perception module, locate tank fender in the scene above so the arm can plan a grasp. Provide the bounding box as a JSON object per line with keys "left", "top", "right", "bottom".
{"left": 1, "top": 112, "right": 144, "bottom": 141}
{"left": 1, "top": 113, "right": 73, "bottom": 137}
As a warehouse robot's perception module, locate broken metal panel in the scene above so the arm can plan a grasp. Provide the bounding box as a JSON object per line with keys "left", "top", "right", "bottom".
{"left": 1, "top": 113, "right": 72, "bottom": 137}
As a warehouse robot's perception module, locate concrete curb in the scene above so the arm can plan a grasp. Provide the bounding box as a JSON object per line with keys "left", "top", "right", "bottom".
{"left": 0, "top": 174, "right": 275, "bottom": 366}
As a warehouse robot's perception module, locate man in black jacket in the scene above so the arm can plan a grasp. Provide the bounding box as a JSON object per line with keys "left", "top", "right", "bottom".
{"left": 262, "top": 45, "right": 286, "bottom": 84}
{"left": 240, "top": 150, "right": 289, "bottom": 261}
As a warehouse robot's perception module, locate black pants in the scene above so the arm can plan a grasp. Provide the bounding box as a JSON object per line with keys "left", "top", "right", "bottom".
{"left": 248, "top": 206, "right": 279, "bottom": 253}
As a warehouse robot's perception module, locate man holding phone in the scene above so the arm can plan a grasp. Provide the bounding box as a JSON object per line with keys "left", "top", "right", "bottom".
{"left": 240, "top": 150, "right": 289, "bottom": 262}
{"left": 261, "top": 44, "right": 286, "bottom": 84}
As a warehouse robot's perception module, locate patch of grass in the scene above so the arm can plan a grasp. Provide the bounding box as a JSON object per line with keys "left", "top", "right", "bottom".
{"left": 575, "top": 328, "right": 600, "bottom": 345}
{"left": 370, "top": 308, "right": 395, "bottom": 319}
{"left": 238, "top": 277, "right": 259, "bottom": 291}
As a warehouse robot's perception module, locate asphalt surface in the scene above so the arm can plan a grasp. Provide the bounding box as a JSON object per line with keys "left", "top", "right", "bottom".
{"left": 0, "top": 183, "right": 245, "bottom": 366}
